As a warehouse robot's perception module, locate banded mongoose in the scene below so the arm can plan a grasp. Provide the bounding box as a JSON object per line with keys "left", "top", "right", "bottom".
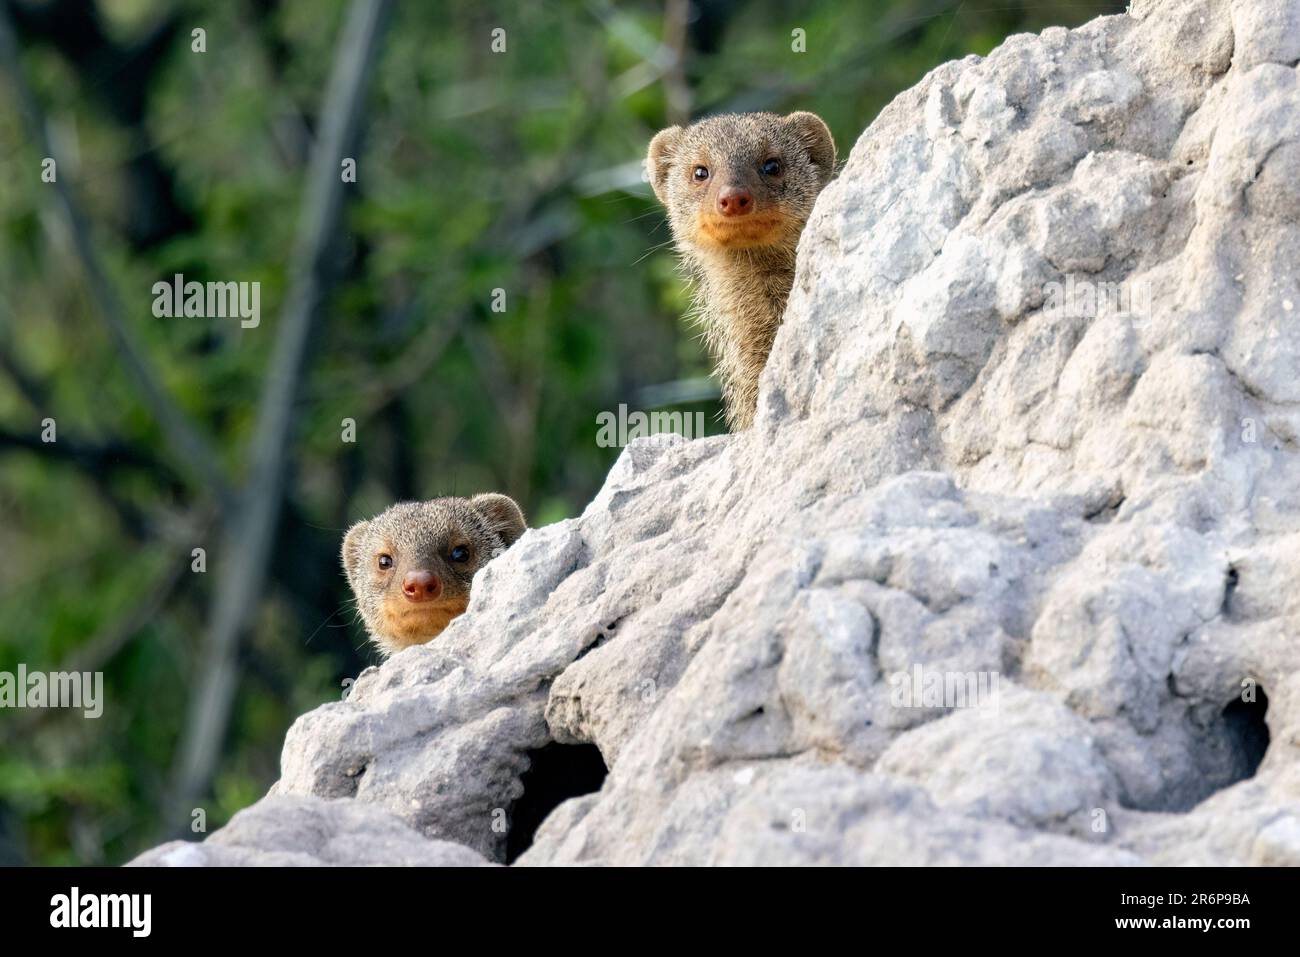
{"left": 646, "top": 111, "right": 836, "bottom": 430}
{"left": 342, "top": 494, "right": 527, "bottom": 656}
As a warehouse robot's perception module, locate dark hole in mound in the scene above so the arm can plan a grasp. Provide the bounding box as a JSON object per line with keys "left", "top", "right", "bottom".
{"left": 505, "top": 742, "right": 608, "bottom": 863}
{"left": 1222, "top": 687, "right": 1270, "bottom": 781}
{"left": 1120, "top": 685, "right": 1271, "bottom": 813}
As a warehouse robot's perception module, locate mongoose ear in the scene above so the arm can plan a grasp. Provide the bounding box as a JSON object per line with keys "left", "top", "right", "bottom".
{"left": 646, "top": 126, "right": 685, "bottom": 205}
{"left": 470, "top": 493, "right": 527, "bottom": 548}
{"left": 341, "top": 520, "right": 369, "bottom": 589}
{"left": 785, "top": 112, "right": 836, "bottom": 189}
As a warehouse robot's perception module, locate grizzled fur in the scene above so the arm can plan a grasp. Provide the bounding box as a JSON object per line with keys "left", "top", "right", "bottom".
{"left": 342, "top": 494, "right": 526, "bottom": 656}
{"left": 647, "top": 111, "right": 836, "bottom": 430}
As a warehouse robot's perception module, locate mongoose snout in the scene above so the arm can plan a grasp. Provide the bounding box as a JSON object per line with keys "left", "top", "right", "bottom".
{"left": 342, "top": 493, "right": 527, "bottom": 657}
{"left": 646, "top": 111, "right": 836, "bottom": 429}
{"left": 715, "top": 186, "right": 753, "bottom": 217}
{"left": 401, "top": 569, "right": 442, "bottom": 602}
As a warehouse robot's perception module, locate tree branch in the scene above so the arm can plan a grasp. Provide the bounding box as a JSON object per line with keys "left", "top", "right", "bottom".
{"left": 166, "top": 0, "right": 395, "bottom": 825}
{"left": 0, "top": 424, "right": 175, "bottom": 477}
{"left": 661, "top": 0, "right": 691, "bottom": 126}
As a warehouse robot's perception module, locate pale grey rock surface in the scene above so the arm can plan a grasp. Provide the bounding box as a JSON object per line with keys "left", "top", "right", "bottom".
{"left": 132, "top": 0, "right": 1300, "bottom": 866}
{"left": 128, "top": 795, "right": 492, "bottom": 866}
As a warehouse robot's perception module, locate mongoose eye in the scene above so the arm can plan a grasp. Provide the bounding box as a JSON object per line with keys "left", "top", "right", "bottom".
{"left": 693, "top": 165, "right": 709, "bottom": 181}
{"left": 449, "top": 545, "right": 470, "bottom": 563}
{"left": 377, "top": 554, "right": 393, "bottom": 570}
{"left": 761, "top": 158, "right": 782, "bottom": 177}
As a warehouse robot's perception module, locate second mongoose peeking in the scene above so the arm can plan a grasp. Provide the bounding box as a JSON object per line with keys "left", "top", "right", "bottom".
{"left": 646, "top": 111, "right": 836, "bottom": 430}
{"left": 342, "top": 494, "right": 527, "bottom": 657}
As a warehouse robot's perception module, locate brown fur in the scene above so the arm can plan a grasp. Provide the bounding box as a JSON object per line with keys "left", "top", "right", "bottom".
{"left": 647, "top": 112, "right": 836, "bottom": 429}
{"left": 342, "top": 493, "right": 526, "bottom": 656}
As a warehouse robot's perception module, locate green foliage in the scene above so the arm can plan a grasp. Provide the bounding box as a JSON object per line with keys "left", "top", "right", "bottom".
{"left": 0, "top": 0, "right": 1123, "bottom": 864}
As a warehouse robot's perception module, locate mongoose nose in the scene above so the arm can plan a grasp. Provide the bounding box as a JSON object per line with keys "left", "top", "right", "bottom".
{"left": 716, "top": 187, "right": 754, "bottom": 217}
{"left": 402, "top": 570, "right": 442, "bottom": 602}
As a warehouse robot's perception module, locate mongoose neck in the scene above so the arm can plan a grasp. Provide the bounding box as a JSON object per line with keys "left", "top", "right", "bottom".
{"left": 692, "top": 244, "right": 796, "bottom": 337}
{"left": 683, "top": 243, "right": 798, "bottom": 430}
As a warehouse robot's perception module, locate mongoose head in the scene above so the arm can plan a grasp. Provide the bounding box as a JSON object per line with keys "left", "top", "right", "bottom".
{"left": 342, "top": 494, "right": 527, "bottom": 657}
{"left": 646, "top": 111, "right": 836, "bottom": 254}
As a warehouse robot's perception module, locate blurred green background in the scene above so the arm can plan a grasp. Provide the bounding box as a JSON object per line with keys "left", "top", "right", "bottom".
{"left": 0, "top": 0, "right": 1123, "bottom": 865}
